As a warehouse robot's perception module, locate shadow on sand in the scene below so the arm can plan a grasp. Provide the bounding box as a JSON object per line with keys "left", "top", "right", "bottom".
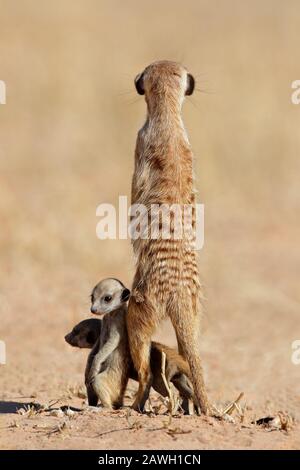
{"left": 0, "top": 401, "right": 42, "bottom": 414}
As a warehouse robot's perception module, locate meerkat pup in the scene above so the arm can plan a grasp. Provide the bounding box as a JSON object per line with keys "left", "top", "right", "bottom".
{"left": 85, "top": 278, "right": 131, "bottom": 408}
{"left": 65, "top": 318, "right": 102, "bottom": 406}
{"left": 65, "top": 318, "right": 102, "bottom": 349}
{"left": 127, "top": 60, "right": 210, "bottom": 414}
{"left": 66, "top": 310, "right": 198, "bottom": 413}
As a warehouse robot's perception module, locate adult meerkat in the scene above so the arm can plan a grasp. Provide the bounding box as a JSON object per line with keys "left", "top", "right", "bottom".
{"left": 127, "top": 60, "right": 209, "bottom": 414}
{"left": 65, "top": 309, "right": 198, "bottom": 413}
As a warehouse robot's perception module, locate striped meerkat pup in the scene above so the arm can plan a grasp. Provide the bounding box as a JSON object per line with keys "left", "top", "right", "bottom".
{"left": 127, "top": 60, "right": 210, "bottom": 414}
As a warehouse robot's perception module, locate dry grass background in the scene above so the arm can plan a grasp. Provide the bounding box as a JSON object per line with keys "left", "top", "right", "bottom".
{"left": 0, "top": 0, "right": 300, "bottom": 449}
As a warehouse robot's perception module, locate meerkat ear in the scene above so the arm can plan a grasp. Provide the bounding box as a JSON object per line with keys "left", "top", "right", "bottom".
{"left": 121, "top": 288, "right": 131, "bottom": 302}
{"left": 186, "top": 73, "right": 195, "bottom": 96}
{"left": 134, "top": 73, "right": 145, "bottom": 95}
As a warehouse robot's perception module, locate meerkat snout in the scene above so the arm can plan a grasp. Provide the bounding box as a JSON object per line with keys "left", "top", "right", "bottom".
{"left": 64, "top": 333, "right": 72, "bottom": 343}
{"left": 90, "top": 278, "right": 130, "bottom": 315}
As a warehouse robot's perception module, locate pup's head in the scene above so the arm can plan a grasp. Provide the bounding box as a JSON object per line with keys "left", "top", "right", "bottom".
{"left": 90, "top": 278, "right": 130, "bottom": 316}
{"left": 134, "top": 60, "right": 195, "bottom": 108}
{"left": 64, "top": 318, "right": 102, "bottom": 348}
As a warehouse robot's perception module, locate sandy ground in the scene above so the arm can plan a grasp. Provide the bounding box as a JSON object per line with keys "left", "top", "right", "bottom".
{"left": 0, "top": 313, "right": 299, "bottom": 450}
{"left": 1, "top": 0, "right": 300, "bottom": 450}
{"left": 1, "top": 230, "right": 299, "bottom": 450}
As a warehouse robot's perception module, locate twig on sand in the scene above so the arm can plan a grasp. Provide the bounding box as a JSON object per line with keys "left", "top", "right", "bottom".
{"left": 211, "top": 392, "right": 245, "bottom": 422}
{"left": 222, "top": 392, "right": 244, "bottom": 416}
{"left": 161, "top": 352, "right": 180, "bottom": 416}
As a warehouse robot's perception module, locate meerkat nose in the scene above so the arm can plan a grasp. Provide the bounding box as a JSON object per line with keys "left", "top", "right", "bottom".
{"left": 91, "top": 306, "right": 97, "bottom": 314}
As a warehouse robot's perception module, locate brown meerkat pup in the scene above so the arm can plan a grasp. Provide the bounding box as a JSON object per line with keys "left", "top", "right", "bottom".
{"left": 127, "top": 60, "right": 210, "bottom": 414}
{"left": 67, "top": 278, "right": 199, "bottom": 412}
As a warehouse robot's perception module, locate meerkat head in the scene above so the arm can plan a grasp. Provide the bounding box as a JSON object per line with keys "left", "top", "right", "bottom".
{"left": 90, "top": 278, "right": 130, "bottom": 316}
{"left": 64, "top": 318, "right": 102, "bottom": 348}
{"left": 134, "top": 60, "right": 195, "bottom": 108}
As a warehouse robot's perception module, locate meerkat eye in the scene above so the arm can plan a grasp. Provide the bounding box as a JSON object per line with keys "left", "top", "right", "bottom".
{"left": 104, "top": 295, "right": 112, "bottom": 303}
{"left": 185, "top": 73, "right": 195, "bottom": 96}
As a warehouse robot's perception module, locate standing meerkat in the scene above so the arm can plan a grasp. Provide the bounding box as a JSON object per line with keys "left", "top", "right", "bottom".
{"left": 127, "top": 60, "right": 210, "bottom": 414}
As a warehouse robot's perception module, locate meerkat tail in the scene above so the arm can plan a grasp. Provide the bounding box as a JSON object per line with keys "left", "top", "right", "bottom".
{"left": 175, "top": 334, "right": 209, "bottom": 415}
{"left": 168, "top": 297, "right": 210, "bottom": 415}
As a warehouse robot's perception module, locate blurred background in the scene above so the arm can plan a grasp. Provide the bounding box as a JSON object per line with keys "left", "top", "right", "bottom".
{"left": 0, "top": 0, "right": 299, "bottom": 415}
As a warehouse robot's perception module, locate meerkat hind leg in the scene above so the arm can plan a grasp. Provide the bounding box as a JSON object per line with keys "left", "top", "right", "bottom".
{"left": 86, "top": 384, "right": 99, "bottom": 407}
{"left": 132, "top": 341, "right": 153, "bottom": 412}
{"left": 127, "top": 298, "right": 156, "bottom": 412}
{"left": 92, "top": 371, "right": 115, "bottom": 408}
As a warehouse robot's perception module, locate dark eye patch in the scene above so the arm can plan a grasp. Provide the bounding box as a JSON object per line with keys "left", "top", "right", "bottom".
{"left": 104, "top": 295, "right": 112, "bottom": 303}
